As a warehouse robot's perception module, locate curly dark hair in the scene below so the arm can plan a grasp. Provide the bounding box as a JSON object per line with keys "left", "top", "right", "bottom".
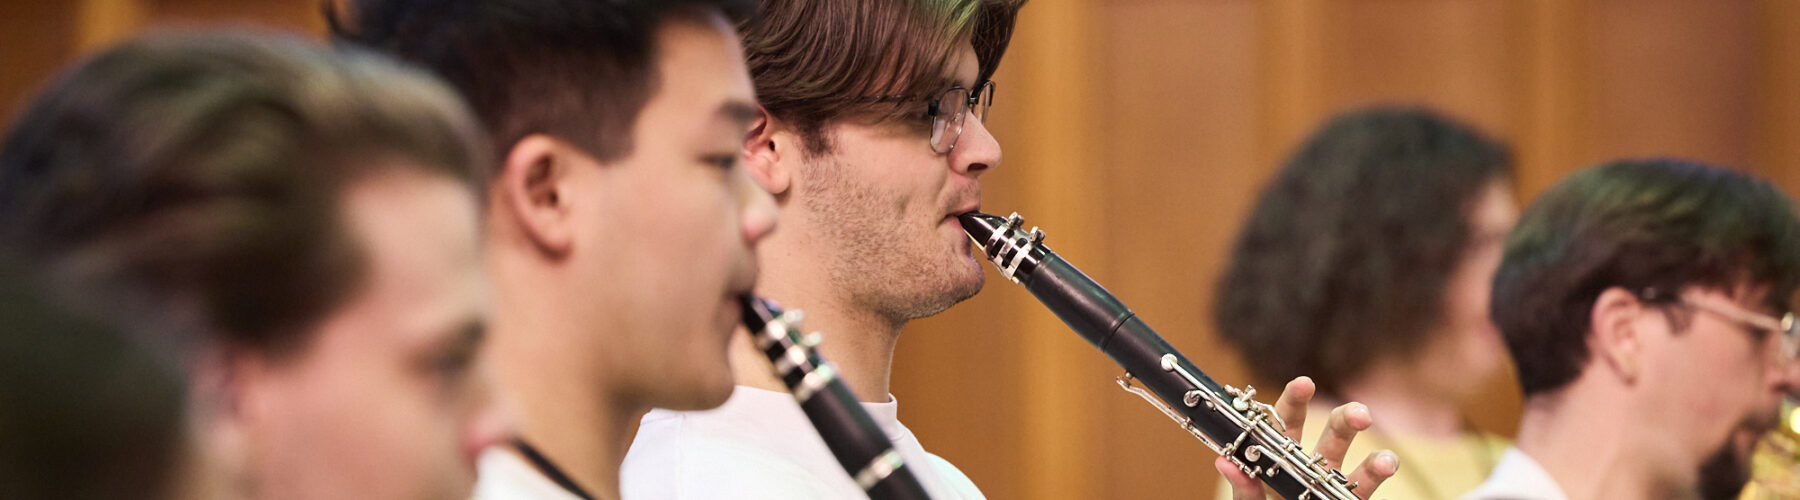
{"left": 1493, "top": 158, "right": 1800, "bottom": 396}
{"left": 1213, "top": 107, "right": 1514, "bottom": 397}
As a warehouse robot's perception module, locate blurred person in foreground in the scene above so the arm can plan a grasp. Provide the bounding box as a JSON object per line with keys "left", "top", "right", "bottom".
{"left": 330, "top": 0, "right": 779, "bottom": 497}
{"left": 1461, "top": 158, "right": 1800, "bottom": 500}
{"left": 620, "top": 1, "right": 1395, "bottom": 499}
{"left": 0, "top": 257, "right": 186, "bottom": 500}
{"left": 1215, "top": 107, "right": 1517, "bottom": 499}
{"left": 0, "top": 31, "right": 506, "bottom": 500}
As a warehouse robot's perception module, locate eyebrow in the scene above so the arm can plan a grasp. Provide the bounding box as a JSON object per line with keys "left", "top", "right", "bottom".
{"left": 718, "top": 101, "right": 759, "bottom": 125}
{"left": 442, "top": 318, "right": 486, "bottom": 358}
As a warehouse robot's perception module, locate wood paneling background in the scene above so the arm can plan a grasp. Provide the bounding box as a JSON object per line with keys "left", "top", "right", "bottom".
{"left": 4, "top": 1, "right": 1796, "bottom": 498}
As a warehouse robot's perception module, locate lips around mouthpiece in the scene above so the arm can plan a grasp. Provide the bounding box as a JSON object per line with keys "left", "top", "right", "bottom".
{"left": 957, "top": 211, "right": 1005, "bottom": 244}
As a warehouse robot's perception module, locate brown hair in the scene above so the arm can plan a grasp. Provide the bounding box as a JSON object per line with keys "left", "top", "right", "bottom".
{"left": 1494, "top": 158, "right": 1800, "bottom": 396}
{"left": 0, "top": 31, "right": 488, "bottom": 357}
{"left": 742, "top": 0, "right": 1027, "bottom": 154}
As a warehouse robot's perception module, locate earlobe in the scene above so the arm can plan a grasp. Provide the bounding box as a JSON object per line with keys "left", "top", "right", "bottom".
{"left": 500, "top": 135, "right": 576, "bottom": 256}
{"left": 741, "top": 107, "right": 790, "bottom": 195}
{"left": 191, "top": 345, "right": 254, "bottom": 469}
{"left": 1591, "top": 288, "right": 1645, "bottom": 382}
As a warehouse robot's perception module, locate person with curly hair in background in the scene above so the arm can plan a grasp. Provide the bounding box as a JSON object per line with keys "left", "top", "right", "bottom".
{"left": 1214, "top": 107, "right": 1518, "bottom": 499}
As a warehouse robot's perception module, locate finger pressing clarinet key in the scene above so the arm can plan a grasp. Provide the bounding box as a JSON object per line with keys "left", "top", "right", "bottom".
{"left": 1273, "top": 376, "right": 1315, "bottom": 442}
{"left": 1314, "top": 402, "right": 1372, "bottom": 471}
{"left": 1346, "top": 450, "right": 1399, "bottom": 499}
{"left": 1215, "top": 455, "right": 1270, "bottom": 500}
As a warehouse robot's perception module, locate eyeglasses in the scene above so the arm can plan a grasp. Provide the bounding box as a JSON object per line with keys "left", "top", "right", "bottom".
{"left": 1639, "top": 287, "right": 1800, "bottom": 363}
{"left": 859, "top": 80, "right": 996, "bottom": 154}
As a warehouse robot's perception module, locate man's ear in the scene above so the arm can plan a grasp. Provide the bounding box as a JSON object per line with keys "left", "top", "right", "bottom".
{"left": 741, "top": 106, "right": 791, "bottom": 196}
{"left": 498, "top": 134, "right": 578, "bottom": 256}
{"left": 1590, "top": 287, "right": 1649, "bottom": 383}
{"left": 189, "top": 344, "right": 258, "bottom": 474}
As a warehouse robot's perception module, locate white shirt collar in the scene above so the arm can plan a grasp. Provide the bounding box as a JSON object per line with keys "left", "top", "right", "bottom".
{"left": 1458, "top": 447, "right": 1569, "bottom": 500}
{"left": 473, "top": 446, "right": 585, "bottom": 500}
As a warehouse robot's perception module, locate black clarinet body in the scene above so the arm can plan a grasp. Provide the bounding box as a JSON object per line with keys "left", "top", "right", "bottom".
{"left": 738, "top": 295, "right": 932, "bottom": 500}
{"left": 959, "top": 212, "right": 1360, "bottom": 500}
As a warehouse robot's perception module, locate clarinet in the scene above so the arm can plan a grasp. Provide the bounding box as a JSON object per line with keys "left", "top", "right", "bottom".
{"left": 958, "top": 212, "right": 1361, "bottom": 500}
{"left": 738, "top": 295, "right": 932, "bottom": 500}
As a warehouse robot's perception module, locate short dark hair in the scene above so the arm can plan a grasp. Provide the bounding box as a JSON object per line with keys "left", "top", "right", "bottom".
{"left": 742, "top": 0, "right": 1027, "bottom": 154}
{"left": 330, "top": 0, "right": 753, "bottom": 166}
{"left": 0, "top": 31, "right": 488, "bottom": 357}
{"left": 1493, "top": 158, "right": 1800, "bottom": 396}
{"left": 1213, "top": 107, "right": 1514, "bottom": 397}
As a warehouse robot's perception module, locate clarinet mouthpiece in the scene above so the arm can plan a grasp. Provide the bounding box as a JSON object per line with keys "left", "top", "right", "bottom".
{"left": 957, "top": 211, "right": 1008, "bottom": 245}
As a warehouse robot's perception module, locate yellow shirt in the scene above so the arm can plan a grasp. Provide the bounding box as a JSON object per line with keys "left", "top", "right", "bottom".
{"left": 1740, "top": 430, "right": 1799, "bottom": 499}
{"left": 1213, "top": 403, "right": 1508, "bottom": 500}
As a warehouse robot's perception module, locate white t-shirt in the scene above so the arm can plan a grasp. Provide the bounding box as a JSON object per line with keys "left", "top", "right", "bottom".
{"left": 474, "top": 447, "right": 585, "bottom": 500}
{"left": 1457, "top": 447, "right": 1569, "bottom": 500}
{"left": 621, "top": 385, "right": 984, "bottom": 499}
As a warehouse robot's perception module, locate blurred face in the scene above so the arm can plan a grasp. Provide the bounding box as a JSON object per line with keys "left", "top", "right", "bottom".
{"left": 1417, "top": 180, "right": 1518, "bottom": 398}
{"left": 561, "top": 12, "right": 773, "bottom": 410}
{"left": 1639, "top": 286, "right": 1800, "bottom": 498}
{"left": 798, "top": 42, "right": 999, "bottom": 322}
{"left": 243, "top": 166, "right": 500, "bottom": 500}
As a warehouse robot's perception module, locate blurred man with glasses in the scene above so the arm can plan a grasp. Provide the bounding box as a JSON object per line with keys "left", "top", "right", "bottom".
{"left": 1463, "top": 158, "right": 1800, "bottom": 500}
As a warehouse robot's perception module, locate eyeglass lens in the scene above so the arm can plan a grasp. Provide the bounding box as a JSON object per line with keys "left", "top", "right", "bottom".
{"left": 928, "top": 82, "right": 996, "bottom": 154}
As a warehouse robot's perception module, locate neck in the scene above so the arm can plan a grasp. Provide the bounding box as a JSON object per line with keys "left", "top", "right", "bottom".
{"left": 1331, "top": 361, "right": 1467, "bottom": 438}
{"left": 733, "top": 281, "right": 902, "bottom": 403}
{"left": 737, "top": 223, "right": 902, "bottom": 402}
{"left": 1514, "top": 382, "right": 1677, "bottom": 500}
{"left": 492, "top": 319, "right": 642, "bottom": 500}
{"left": 488, "top": 250, "right": 640, "bottom": 500}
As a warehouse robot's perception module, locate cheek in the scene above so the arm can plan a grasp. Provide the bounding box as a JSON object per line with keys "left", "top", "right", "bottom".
{"left": 617, "top": 177, "right": 741, "bottom": 340}
{"left": 641, "top": 179, "right": 740, "bottom": 279}
{"left": 259, "top": 358, "right": 457, "bottom": 494}
{"left": 1437, "top": 268, "right": 1495, "bottom": 343}
{"left": 838, "top": 141, "right": 949, "bottom": 213}
{"left": 347, "top": 370, "right": 471, "bottom": 490}
{"left": 1670, "top": 347, "right": 1767, "bottom": 431}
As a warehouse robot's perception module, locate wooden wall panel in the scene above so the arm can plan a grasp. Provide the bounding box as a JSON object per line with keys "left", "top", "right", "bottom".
{"left": 0, "top": 1, "right": 79, "bottom": 127}
{"left": 1583, "top": 2, "right": 1757, "bottom": 170}
{"left": 1091, "top": 3, "right": 1265, "bottom": 499}
{"left": 1757, "top": 0, "right": 1800, "bottom": 196}
{"left": 7, "top": 1, "right": 1800, "bottom": 498}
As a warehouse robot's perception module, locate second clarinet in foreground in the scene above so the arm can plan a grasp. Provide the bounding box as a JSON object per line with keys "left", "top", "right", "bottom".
{"left": 959, "top": 212, "right": 1360, "bottom": 500}
{"left": 738, "top": 295, "right": 932, "bottom": 500}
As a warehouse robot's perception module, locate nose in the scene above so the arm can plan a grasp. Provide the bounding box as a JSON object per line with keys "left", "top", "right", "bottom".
{"left": 1771, "top": 351, "right": 1800, "bottom": 396}
{"left": 950, "top": 116, "right": 1001, "bottom": 177}
{"left": 737, "top": 168, "right": 778, "bottom": 246}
